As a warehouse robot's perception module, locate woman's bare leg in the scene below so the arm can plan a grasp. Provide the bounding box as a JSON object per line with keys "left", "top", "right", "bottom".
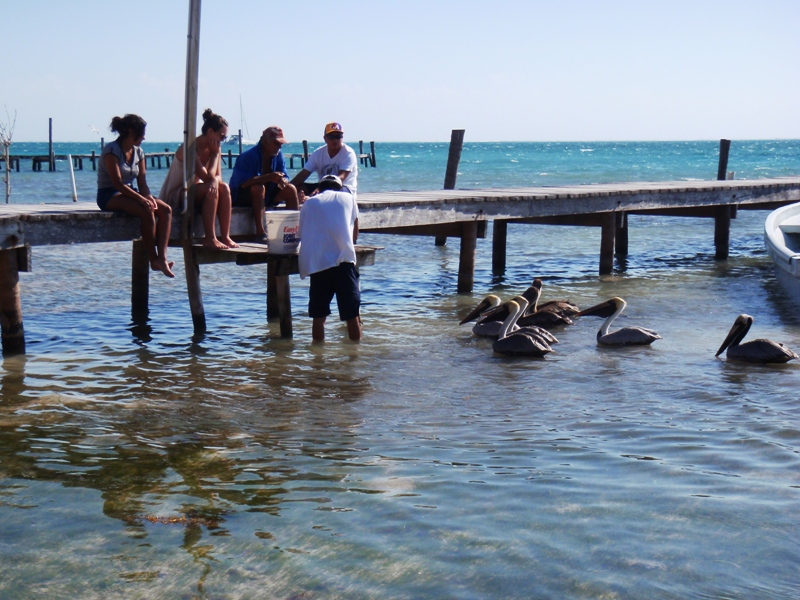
{"left": 217, "top": 182, "right": 238, "bottom": 248}
{"left": 196, "top": 183, "right": 226, "bottom": 249}
{"left": 107, "top": 194, "right": 174, "bottom": 278}
{"left": 153, "top": 199, "right": 175, "bottom": 277}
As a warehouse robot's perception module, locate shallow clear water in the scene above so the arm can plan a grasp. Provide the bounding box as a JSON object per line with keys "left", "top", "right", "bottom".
{"left": 1, "top": 142, "right": 800, "bottom": 598}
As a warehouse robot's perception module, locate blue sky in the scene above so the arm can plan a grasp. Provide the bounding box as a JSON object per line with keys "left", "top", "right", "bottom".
{"left": 2, "top": 0, "right": 799, "bottom": 142}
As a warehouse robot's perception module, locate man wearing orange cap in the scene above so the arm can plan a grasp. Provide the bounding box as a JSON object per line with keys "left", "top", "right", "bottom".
{"left": 230, "top": 126, "right": 299, "bottom": 241}
{"left": 290, "top": 122, "right": 358, "bottom": 200}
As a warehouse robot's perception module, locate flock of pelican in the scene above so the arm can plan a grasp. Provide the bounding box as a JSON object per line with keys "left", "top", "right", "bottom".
{"left": 459, "top": 278, "right": 799, "bottom": 364}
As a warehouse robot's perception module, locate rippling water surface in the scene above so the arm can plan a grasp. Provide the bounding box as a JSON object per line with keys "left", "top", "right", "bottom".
{"left": 2, "top": 142, "right": 800, "bottom": 598}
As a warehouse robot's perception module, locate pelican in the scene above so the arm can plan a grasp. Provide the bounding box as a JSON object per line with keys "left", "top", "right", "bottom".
{"left": 527, "top": 278, "right": 580, "bottom": 318}
{"left": 576, "top": 297, "right": 661, "bottom": 346}
{"left": 715, "top": 314, "right": 799, "bottom": 364}
{"left": 459, "top": 295, "right": 502, "bottom": 325}
{"left": 493, "top": 299, "right": 554, "bottom": 357}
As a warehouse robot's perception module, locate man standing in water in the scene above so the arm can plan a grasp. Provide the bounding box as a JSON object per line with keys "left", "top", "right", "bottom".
{"left": 230, "top": 126, "right": 299, "bottom": 241}
{"left": 290, "top": 122, "right": 358, "bottom": 199}
{"left": 298, "top": 174, "right": 361, "bottom": 342}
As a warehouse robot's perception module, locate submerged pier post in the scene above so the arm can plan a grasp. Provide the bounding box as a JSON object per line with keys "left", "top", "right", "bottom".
{"left": 131, "top": 239, "right": 149, "bottom": 322}
{"left": 492, "top": 220, "right": 508, "bottom": 275}
{"left": 599, "top": 213, "right": 615, "bottom": 274}
{"left": 614, "top": 212, "right": 628, "bottom": 256}
{"left": 436, "top": 129, "right": 465, "bottom": 247}
{"left": 714, "top": 206, "right": 731, "bottom": 260}
{"left": 0, "top": 247, "right": 25, "bottom": 355}
{"left": 458, "top": 221, "right": 478, "bottom": 294}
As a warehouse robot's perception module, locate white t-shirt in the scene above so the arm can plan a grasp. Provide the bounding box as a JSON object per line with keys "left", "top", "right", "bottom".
{"left": 304, "top": 144, "right": 358, "bottom": 194}
{"left": 298, "top": 189, "right": 359, "bottom": 279}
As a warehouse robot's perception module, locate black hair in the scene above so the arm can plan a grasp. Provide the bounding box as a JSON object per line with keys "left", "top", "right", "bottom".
{"left": 201, "top": 108, "right": 228, "bottom": 135}
{"left": 109, "top": 114, "right": 147, "bottom": 139}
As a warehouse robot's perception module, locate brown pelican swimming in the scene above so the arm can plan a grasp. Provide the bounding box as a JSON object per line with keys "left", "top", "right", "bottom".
{"left": 715, "top": 314, "right": 799, "bottom": 364}
{"left": 459, "top": 295, "right": 502, "bottom": 325}
{"left": 576, "top": 297, "right": 661, "bottom": 346}
{"left": 493, "top": 299, "right": 554, "bottom": 357}
{"left": 526, "top": 278, "right": 580, "bottom": 318}
{"left": 507, "top": 279, "right": 575, "bottom": 329}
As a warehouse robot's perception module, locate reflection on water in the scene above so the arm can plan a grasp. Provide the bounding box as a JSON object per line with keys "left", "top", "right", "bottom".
{"left": 2, "top": 211, "right": 800, "bottom": 598}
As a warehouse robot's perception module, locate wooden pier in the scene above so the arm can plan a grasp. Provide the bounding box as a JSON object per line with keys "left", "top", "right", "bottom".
{"left": 1, "top": 176, "right": 800, "bottom": 355}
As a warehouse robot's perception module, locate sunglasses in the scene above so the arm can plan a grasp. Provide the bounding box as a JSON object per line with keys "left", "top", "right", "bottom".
{"left": 327, "top": 134, "right": 343, "bottom": 140}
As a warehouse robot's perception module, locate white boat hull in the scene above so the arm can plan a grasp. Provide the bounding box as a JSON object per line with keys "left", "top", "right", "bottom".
{"left": 764, "top": 202, "right": 800, "bottom": 303}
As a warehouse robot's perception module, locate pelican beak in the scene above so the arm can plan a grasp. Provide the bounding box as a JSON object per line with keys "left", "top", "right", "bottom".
{"left": 576, "top": 299, "right": 617, "bottom": 318}
{"left": 460, "top": 298, "right": 492, "bottom": 325}
{"left": 715, "top": 319, "right": 743, "bottom": 357}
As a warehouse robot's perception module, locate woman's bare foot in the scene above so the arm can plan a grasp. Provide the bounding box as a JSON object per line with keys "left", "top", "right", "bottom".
{"left": 221, "top": 237, "right": 239, "bottom": 249}
{"left": 202, "top": 237, "right": 228, "bottom": 250}
{"left": 151, "top": 258, "right": 176, "bottom": 278}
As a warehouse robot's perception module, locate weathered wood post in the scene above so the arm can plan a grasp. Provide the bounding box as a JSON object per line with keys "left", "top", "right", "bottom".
{"left": 437, "top": 129, "right": 465, "bottom": 246}
{"left": 182, "top": 0, "right": 206, "bottom": 334}
{"left": 238, "top": 129, "right": 243, "bottom": 156}
{"left": 715, "top": 139, "right": 732, "bottom": 260}
{"left": 370, "top": 141, "right": 376, "bottom": 167}
{"left": 0, "top": 247, "right": 25, "bottom": 355}
{"left": 131, "top": 239, "right": 150, "bottom": 322}
{"left": 614, "top": 212, "right": 628, "bottom": 257}
{"left": 599, "top": 213, "right": 615, "bottom": 274}
{"left": 48, "top": 118, "right": 54, "bottom": 172}
{"left": 302, "top": 140, "right": 309, "bottom": 165}
{"left": 458, "top": 221, "right": 478, "bottom": 294}
{"left": 492, "top": 220, "right": 508, "bottom": 275}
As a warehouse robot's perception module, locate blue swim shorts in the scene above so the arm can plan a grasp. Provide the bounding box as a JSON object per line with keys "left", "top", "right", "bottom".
{"left": 96, "top": 187, "right": 120, "bottom": 211}
{"left": 308, "top": 262, "right": 361, "bottom": 321}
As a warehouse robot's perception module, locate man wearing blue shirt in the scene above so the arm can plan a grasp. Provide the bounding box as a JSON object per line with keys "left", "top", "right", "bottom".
{"left": 230, "top": 126, "right": 299, "bottom": 240}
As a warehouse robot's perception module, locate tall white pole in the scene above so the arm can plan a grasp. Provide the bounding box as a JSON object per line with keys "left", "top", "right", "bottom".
{"left": 182, "top": 0, "right": 201, "bottom": 233}
{"left": 182, "top": 0, "right": 206, "bottom": 334}
{"left": 67, "top": 154, "right": 78, "bottom": 202}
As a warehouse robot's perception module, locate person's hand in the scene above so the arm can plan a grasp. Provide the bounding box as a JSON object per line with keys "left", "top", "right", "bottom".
{"left": 141, "top": 195, "right": 157, "bottom": 211}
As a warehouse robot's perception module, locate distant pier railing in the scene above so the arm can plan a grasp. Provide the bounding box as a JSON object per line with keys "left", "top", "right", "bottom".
{"left": 0, "top": 140, "right": 378, "bottom": 172}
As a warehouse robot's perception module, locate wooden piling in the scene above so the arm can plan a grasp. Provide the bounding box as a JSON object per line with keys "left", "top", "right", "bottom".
{"left": 599, "top": 213, "right": 615, "bottom": 274}
{"left": 370, "top": 141, "right": 376, "bottom": 167}
{"left": 436, "top": 129, "right": 465, "bottom": 247}
{"left": 458, "top": 221, "right": 477, "bottom": 293}
{"left": 614, "top": 212, "right": 628, "bottom": 256}
{"left": 0, "top": 248, "right": 25, "bottom": 355}
{"left": 717, "top": 139, "right": 731, "bottom": 181}
{"left": 131, "top": 239, "right": 149, "bottom": 322}
{"left": 492, "top": 220, "right": 508, "bottom": 275}
{"left": 714, "top": 205, "right": 731, "bottom": 260}
{"left": 715, "top": 139, "right": 732, "bottom": 260}
{"left": 48, "top": 118, "right": 54, "bottom": 172}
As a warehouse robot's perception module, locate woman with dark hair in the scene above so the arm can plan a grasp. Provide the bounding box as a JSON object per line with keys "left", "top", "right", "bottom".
{"left": 97, "top": 114, "right": 174, "bottom": 277}
{"left": 160, "top": 108, "right": 238, "bottom": 249}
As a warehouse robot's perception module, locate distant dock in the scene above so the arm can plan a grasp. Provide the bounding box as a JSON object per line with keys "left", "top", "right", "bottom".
{"left": 0, "top": 140, "right": 378, "bottom": 172}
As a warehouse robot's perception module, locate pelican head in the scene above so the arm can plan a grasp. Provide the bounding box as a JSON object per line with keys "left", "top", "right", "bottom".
{"left": 576, "top": 297, "right": 625, "bottom": 319}
{"left": 460, "top": 294, "right": 502, "bottom": 325}
{"left": 715, "top": 314, "right": 752, "bottom": 357}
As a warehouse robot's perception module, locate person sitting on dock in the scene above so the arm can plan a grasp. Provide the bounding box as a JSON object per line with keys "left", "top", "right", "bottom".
{"left": 298, "top": 174, "right": 361, "bottom": 343}
{"left": 229, "top": 126, "right": 299, "bottom": 242}
{"left": 290, "top": 122, "right": 358, "bottom": 200}
{"left": 96, "top": 114, "right": 174, "bottom": 278}
{"left": 160, "top": 108, "right": 239, "bottom": 249}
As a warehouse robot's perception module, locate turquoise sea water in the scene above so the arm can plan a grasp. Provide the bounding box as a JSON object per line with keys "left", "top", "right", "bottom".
{"left": 2, "top": 140, "right": 800, "bottom": 599}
